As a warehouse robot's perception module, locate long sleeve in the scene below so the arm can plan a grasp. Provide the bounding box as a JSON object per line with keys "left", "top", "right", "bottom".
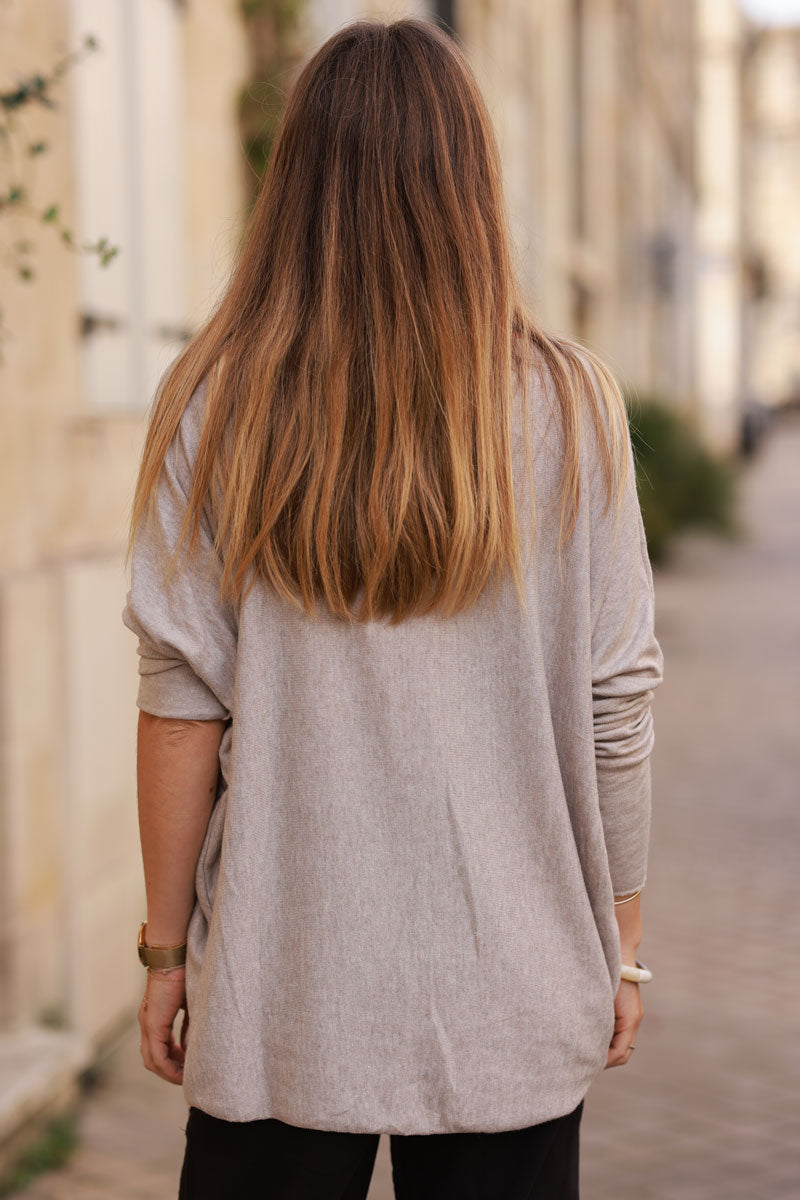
{"left": 585, "top": 382, "right": 664, "bottom": 895}
{"left": 121, "top": 383, "right": 238, "bottom": 722}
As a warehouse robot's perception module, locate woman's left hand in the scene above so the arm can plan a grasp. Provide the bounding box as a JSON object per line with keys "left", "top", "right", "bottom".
{"left": 138, "top": 966, "right": 189, "bottom": 1085}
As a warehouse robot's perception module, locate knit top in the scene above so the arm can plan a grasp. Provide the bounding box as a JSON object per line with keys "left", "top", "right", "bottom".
{"left": 121, "top": 361, "right": 664, "bottom": 1134}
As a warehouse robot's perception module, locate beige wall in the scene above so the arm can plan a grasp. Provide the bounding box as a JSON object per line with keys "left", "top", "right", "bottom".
{"left": 1, "top": 0, "right": 85, "bottom": 1036}
{"left": 694, "top": 0, "right": 746, "bottom": 453}
{"left": 0, "top": 0, "right": 249, "bottom": 1146}
{"left": 743, "top": 24, "right": 800, "bottom": 407}
{"left": 459, "top": 0, "right": 700, "bottom": 418}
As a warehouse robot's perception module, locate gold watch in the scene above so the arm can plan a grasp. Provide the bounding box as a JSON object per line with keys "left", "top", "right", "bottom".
{"left": 137, "top": 921, "right": 187, "bottom": 969}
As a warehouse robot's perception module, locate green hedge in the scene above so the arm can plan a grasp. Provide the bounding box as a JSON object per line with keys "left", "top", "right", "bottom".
{"left": 624, "top": 394, "right": 740, "bottom": 563}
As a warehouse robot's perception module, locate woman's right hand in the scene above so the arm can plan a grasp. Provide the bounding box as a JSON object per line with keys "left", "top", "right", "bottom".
{"left": 607, "top": 889, "right": 645, "bottom": 1067}
{"left": 605, "top": 978, "right": 643, "bottom": 1068}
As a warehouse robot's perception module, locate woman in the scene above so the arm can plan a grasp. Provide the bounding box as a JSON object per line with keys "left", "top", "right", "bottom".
{"left": 122, "top": 16, "right": 663, "bottom": 1200}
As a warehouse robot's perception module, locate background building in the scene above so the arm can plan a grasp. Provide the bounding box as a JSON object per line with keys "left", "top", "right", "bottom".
{"left": 0, "top": 0, "right": 250, "bottom": 1166}
{"left": 742, "top": 21, "right": 800, "bottom": 407}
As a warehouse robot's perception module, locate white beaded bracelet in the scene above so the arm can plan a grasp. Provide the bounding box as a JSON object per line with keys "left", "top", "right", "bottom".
{"left": 620, "top": 959, "right": 653, "bottom": 983}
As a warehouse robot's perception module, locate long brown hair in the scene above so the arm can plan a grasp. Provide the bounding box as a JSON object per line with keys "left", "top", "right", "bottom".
{"left": 125, "top": 17, "right": 630, "bottom": 626}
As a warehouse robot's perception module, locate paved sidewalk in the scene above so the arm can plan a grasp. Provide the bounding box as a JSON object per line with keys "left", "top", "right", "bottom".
{"left": 579, "top": 411, "right": 800, "bottom": 1198}
{"left": 11, "top": 1027, "right": 187, "bottom": 1199}
{"left": 11, "top": 413, "right": 800, "bottom": 1198}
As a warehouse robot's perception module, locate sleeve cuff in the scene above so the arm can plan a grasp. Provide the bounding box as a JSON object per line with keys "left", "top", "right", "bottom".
{"left": 136, "top": 657, "right": 230, "bottom": 721}
{"left": 595, "top": 755, "right": 651, "bottom": 896}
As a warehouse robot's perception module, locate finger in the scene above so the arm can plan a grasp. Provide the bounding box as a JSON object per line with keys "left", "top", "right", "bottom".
{"left": 145, "top": 1032, "right": 184, "bottom": 1084}
{"left": 605, "top": 1021, "right": 640, "bottom": 1069}
{"left": 140, "top": 1016, "right": 183, "bottom": 1082}
{"left": 140, "top": 1035, "right": 155, "bottom": 1075}
{"left": 168, "top": 1030, "right": 186, "bottom": 1066}
{"left": 605, "top": 1050, "right": 630, "bottom": 1069}
{"left": 605, "top": 1033, "right": 635, "bottom": 1068}
{"left": 606, "top": 1010, "right": 642, "bottom": 1068}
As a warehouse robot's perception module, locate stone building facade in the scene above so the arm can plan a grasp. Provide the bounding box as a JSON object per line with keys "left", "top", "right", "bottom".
{"left": 742, "top": 21, "right": 800, "bottom": 407}
{"left": 0, "top": 0, "right": 250, "bottom": 1169}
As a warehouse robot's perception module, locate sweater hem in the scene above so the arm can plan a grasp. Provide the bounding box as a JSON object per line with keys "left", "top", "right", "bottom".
{"left": 181, "top": 1075, "right": 598, "bottom": 1136}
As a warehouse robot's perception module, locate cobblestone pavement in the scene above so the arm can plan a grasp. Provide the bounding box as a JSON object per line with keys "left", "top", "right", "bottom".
{"left": 13, "top": 413, "right": 800, "bottom": 1199}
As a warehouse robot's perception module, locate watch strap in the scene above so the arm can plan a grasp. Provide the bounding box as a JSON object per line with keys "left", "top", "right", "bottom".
{"left": 138, "top": 921, "right": 187, "bottom": 969}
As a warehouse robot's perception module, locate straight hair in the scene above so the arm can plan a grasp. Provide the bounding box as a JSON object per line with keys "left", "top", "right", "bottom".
{"left": 125, "top": 17, "right": 630, "bottom": 625}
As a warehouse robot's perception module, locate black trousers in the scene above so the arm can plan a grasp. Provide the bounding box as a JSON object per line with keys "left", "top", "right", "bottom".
{"left": 177, "top": 1098, "right": 583, "bottom": 1199}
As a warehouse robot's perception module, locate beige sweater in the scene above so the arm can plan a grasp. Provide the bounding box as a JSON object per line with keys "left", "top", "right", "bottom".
{"left": 122, "top": 364, "right": 663, "bottom": 1134}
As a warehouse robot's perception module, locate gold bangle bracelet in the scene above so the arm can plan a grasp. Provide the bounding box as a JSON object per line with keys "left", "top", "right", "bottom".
{"left": 613, "top": 888, "right": 641, "bottom": 906}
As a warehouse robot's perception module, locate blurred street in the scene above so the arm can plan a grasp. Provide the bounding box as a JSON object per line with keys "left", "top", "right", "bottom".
{"left": 15, "top": 412, "right": 800, "bottom": 1199}
{"left": 580, "top": 408, "right": 800, "bottom": 1199}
